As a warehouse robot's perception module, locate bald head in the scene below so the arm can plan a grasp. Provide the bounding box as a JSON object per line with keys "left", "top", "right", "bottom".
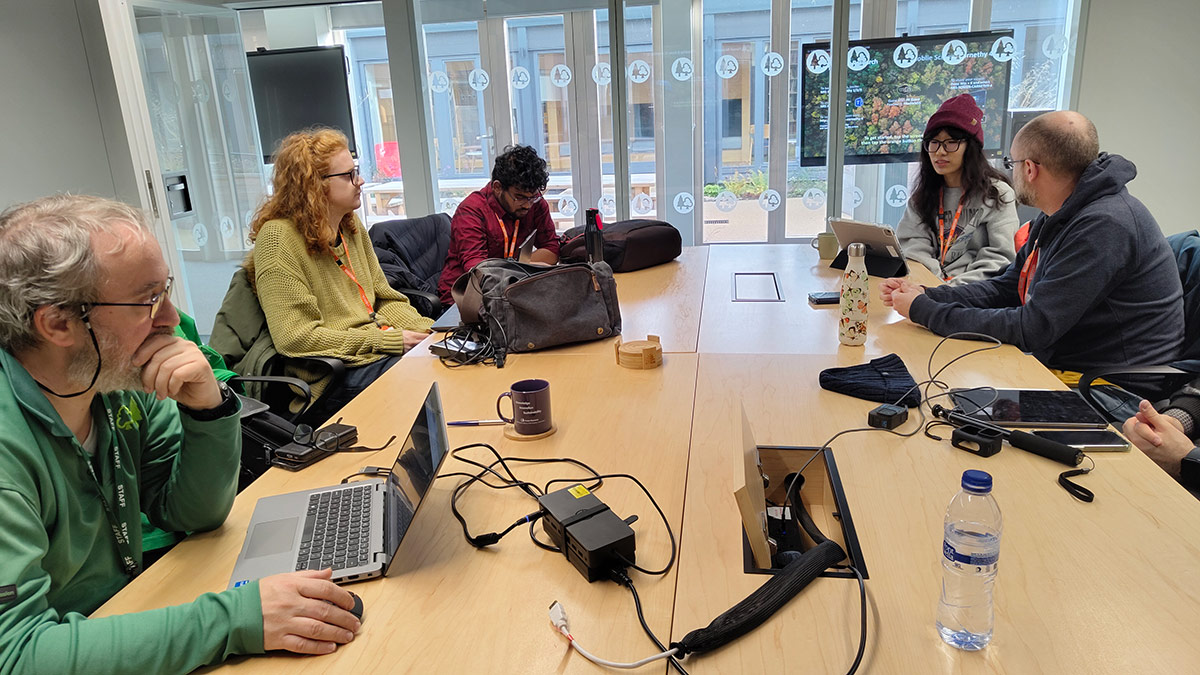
{"left": 1013, "top": 110, "right": 1099, "bottom": 181}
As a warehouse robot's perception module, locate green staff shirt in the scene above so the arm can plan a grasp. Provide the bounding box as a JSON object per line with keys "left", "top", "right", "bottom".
{"left": 0, "top": 348, "right": 263, "bottom": 673}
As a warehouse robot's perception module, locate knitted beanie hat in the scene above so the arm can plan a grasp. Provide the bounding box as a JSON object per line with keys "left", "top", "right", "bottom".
{"left": 926, "top": 94, "right": 984, "bottom": 146}
{"left": 818, "top": 353, "right": 922, "bottom": 408}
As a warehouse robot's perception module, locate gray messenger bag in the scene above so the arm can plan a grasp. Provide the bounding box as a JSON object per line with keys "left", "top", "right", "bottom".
{"left": 451, "top": 259, "right": 622, "bottom": 355}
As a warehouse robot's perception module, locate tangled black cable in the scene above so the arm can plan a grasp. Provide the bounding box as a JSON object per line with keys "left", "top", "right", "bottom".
{"left": 774, "top": 331, "right": 1003, "bottom": 675}
{"left": 436, "top": 324, "right": 499, "bottom": 368}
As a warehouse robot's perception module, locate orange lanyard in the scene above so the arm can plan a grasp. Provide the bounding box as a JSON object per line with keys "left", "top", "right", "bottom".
{"left": 937, "top": 188, "right": 966, "bottom": 268}
{"left": 328, "top": 240, "right": 379, "bottom": 320}
{"left": 484, "top": 204, "right": 519, "bottom": 259}
{"left": 1017, "top": 243, "right": 1041, "bottom": 305}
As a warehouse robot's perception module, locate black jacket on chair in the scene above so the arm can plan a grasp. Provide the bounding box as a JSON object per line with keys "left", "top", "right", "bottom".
{"left": 369, "top": 213, "right": 452, "bottom": 318}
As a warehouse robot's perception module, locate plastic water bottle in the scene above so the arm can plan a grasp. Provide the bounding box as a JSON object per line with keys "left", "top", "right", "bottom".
{"left": 839, "top": 242, "right": 868, "bottom": 346}
{"left": 936, "top": 469, "right": 1002, "bottom": 651}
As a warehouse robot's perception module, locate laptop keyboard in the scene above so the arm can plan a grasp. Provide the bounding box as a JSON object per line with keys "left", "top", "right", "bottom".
{"left": 296, "top": 486, "right": 373, "bottom": 571}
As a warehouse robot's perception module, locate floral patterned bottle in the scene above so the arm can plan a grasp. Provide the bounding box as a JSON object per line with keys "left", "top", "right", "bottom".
{"left": 839, "top": 242, "right": 868, "bottom": 346}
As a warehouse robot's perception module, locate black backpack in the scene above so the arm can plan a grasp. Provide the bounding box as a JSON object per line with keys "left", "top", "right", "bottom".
{"left": 559, "top": 219, "right": 682, "bottom": 272}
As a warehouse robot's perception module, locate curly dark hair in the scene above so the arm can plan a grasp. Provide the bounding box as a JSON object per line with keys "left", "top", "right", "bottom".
{"left": 491, "top": 145, "right": 549, "bottom": 193}
{"left": 909, "top": 124, "right": 1011, "bottom": 230}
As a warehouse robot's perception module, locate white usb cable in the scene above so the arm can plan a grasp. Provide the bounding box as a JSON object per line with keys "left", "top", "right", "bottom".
{"left": 549, "top": 601, "right": 680, "bottom": 670}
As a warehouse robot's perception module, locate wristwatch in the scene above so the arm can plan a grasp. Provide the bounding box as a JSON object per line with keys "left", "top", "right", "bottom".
{"left": 1181, "top": 447, "right": 1200, "bottom": 490}
{"left": 178, "top": 380, "right": 240, "bottom": 422}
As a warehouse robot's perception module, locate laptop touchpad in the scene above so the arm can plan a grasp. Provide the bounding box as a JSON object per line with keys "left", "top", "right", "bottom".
{"left": 245, "top": 517, "right": 298, "bottom": 558}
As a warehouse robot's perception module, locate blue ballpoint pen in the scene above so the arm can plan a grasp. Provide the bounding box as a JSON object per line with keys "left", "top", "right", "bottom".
{"left": 447, "top": 419, "right": 507, "bottom": 426}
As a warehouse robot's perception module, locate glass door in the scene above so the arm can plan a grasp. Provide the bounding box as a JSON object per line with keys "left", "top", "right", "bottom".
{"left": 103, "top": 0, "right": 266, "bottom": 338}
{"left": 420, "top": 4, "right": 613, "bottom": 231}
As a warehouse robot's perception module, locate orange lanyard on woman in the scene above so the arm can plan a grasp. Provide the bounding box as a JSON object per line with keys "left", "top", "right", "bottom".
{"left": 1017, "top": 243, "right": 1041, "bottom": 305}
{"left": 328, "top": 240, "right": 382, "bottom": 322}
{"left": 937, "top": 188, "right": 966, "bottom": 268}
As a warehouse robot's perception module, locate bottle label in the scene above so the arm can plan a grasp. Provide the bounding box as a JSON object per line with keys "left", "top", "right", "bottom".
{"left": 943, "top": 541, "right": 998, "bottom": 566}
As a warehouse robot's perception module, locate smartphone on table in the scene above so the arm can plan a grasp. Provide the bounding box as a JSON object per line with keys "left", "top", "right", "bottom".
{"left": 808, "top": 291, "right": 840, "bottom": 306}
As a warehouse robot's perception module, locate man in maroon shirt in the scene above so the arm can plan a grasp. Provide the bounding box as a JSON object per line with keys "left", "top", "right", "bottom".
{"left": 437, "top": 145, "right": 561, "bottom": 304}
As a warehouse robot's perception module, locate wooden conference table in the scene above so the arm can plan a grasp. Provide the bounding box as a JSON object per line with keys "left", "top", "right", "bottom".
{"left": 96, "top": 245, "right": 1200, "bottom": 673}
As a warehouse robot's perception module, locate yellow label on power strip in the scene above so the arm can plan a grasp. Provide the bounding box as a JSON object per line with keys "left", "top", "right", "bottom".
{"left": 568, "top": 485, "right": 590, "bottom": 499}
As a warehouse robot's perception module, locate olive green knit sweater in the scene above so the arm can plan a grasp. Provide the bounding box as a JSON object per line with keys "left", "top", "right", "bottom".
{"left": 253, "top": 217, "right": 433, "bottom": 373}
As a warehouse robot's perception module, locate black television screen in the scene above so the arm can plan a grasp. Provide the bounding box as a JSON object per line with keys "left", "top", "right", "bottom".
{"left": 801, "top": 30, "right": 1013, "bottom": 166}
{"left": 246, "top": 45, "right": 356, "bottom": 163}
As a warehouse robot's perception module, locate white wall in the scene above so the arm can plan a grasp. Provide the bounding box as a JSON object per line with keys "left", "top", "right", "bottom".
{"left": 1076, "top": 0, "right": 1200, "bottom": 235}
{"left": 0, "top": 0, "right": 134, "bottom": 208}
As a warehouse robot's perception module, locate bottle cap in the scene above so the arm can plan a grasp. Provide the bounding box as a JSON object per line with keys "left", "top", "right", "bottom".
{"left": 961, "top": 469, "right": 992, "bottom": 493}
{"left": 847, "top": 242, "right": 865, "bottom": 257}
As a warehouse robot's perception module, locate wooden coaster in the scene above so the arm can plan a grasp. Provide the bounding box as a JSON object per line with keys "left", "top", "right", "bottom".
{"left": 503, "top": 423, "right": 557, "bottom": 441}
{"left": 615, "top": 335, "right": 663, "bottom": 369}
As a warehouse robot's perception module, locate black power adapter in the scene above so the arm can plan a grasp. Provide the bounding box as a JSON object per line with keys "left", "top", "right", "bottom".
{"left": 867, "top": 403, "right": 908, "bottom": 429}
{"left": 538, "top": 484, "right": 637, "bottom": 582}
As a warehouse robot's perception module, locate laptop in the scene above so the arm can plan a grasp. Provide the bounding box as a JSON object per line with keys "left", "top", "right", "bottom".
{"left": 431, "top": 303, "right": 462, "bottom": 332}
{"left": 228, "top": 382, "right": 450, "bottom": 588}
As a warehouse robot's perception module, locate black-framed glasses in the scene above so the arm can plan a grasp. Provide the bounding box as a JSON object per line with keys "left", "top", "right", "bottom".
{"left": 923, "top": 138, "right": 964, "bottom": 154}
{"left": 1002, "top": 156, "right": 1040, "bottom": 170}
{"left": 82, "top": 277, "right": 174, "bottom": 321}
{"left": 323, "top": 165, "right": 361, "bottom": 182}
{"left": 507, "top": 188, "right": 544, "bottom": 206}
{"left": 293, "top": 424, "right": 341, "bottom": 451}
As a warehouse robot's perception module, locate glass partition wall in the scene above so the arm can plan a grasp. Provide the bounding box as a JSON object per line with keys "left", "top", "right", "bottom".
{"left": 240, "top": 0, "right": 1083, "bottom": 245}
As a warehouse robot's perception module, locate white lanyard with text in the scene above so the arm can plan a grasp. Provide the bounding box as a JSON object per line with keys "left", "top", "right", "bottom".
{"left": 77, "top": 405, "right": 139, "bottom": 579}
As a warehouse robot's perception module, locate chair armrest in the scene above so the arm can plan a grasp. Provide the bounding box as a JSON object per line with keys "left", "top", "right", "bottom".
{"left": 1078, "top": 365, "right": 1190, "bottom": 412}
{"left": 289, "top": 355, "right": 347, "bottom": 389}
{"left": 229, "top": 375, "right": 313, "bottom": 423}
{"left": 398, "top": 288, "right": 443, "bottom": 319}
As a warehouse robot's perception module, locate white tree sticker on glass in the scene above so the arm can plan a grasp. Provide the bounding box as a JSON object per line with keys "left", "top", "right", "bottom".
{"left": 550, "top": 64, "right": 572, "bottom": 88}
{"left": 671, "top": 57, "right": 694, "bottom": 82}
{"left": 591, "top": 62, "right": 611, "bottom": 86}
{"left": 715, "top": 191, "right": 738, "bottom": 212}
{"left": 468, "top": 68, "right": 490, "bottom": 92}
{"left": 760, "top": 52, "right": 784, "bottom": 77}
{"left": 510, "top": 66, "right": 531, "bottom": 90}
{"left": 716, "top": 55, "right": 740, "bottom": 80}
{"left": 802, "top": 188, "right": 826, "bottom": 210}
{"left": 429, "top": 71, "right": 450, "bottom": 94}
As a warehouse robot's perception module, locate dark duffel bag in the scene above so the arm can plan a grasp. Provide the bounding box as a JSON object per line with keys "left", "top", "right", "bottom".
{"left": 559, "top": 219, "right": 682, "bottom": 272}
{"left": 452, "top": 259, "right": 621, "bottom": 354}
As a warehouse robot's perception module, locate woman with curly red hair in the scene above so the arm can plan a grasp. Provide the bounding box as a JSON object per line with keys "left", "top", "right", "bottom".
{"left": 248, "top": 128, "right": 431, "bottom": 423}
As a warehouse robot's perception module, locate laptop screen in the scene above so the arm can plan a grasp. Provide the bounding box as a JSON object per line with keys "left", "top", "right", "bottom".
{"left": 382, "top": 382, "right": 449, "bottom": 573}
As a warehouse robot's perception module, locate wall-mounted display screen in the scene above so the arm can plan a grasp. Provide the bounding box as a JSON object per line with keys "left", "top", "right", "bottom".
{"left": 801, "top": 30, "right": 1014, "bottom": 166}
{"left": 246, "top": 45, "right": 357, "bottom": 163}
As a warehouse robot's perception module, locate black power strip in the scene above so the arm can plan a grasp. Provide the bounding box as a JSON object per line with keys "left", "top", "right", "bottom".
{"left": 538, "top": 484, "right": 637, "bottom": 582}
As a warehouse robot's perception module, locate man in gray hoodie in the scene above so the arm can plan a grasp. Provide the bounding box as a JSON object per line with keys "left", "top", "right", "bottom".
{"left": 880, "top": 111, "right": 1183, "bottom": 386}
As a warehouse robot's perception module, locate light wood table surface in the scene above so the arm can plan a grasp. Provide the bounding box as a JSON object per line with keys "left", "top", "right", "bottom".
{"left": 673, "top": 349, "right": 1200, "bottom": 674}
{"left": 93, "top": 243, "right": 1200, "bottom": 673}
{"left": 95, "top": 353, "right": 699, "bottom": 673}
{"left": 699, "top": 244, "right": 940, "bottom": 355}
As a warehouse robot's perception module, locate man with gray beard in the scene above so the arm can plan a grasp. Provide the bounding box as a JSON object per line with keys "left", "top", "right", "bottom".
{"left": 0, "top": 196, "right": 361, "bottom": 673}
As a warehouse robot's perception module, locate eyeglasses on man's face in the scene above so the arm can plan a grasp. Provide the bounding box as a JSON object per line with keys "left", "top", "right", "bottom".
{"left": 1002, "top": 156, "right": 1041, "bottom": 171}
{"left": 506, "top": 188, "right": 544, "bottom": 206}
{"left": 323, "top": 165, "right": 361, "bottom": 182}
{"left": 923, "top": 138, "right": 964, "bottom": 154}
{"left": 83, "top": 277, "right": 174, "bottom": 321}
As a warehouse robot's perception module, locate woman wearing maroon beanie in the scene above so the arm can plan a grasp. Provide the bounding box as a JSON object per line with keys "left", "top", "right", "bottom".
{"left": 896, "top": 94, "right": 1019, "bottom": 285}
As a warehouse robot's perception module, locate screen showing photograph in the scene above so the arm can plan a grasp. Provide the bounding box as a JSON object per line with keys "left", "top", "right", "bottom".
{"left": 801, "top": 30, "right": 1014, "bottom": 166}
